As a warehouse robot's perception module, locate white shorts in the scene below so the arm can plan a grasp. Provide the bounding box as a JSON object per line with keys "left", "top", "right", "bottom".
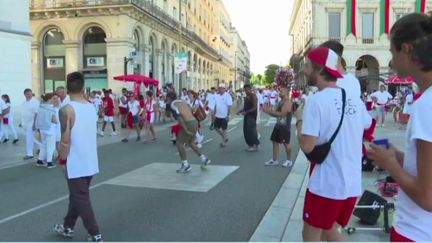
{"left": 104, "top": 116, "right": 114, "bottom": 122}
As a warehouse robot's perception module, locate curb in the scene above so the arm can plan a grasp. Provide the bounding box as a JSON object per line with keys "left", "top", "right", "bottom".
{"left": 249, "top": 151, "right": 309, "bottom": 242}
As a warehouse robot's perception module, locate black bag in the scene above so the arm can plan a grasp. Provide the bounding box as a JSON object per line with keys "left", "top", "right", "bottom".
{"left": 305, "top": 89, "right": 346, "bottom": 164}
{"left": 362, "top": 156, "right": 375, "bottom": 172}
{"left": 353, "top": 190, "right": 388, "bottom": 225}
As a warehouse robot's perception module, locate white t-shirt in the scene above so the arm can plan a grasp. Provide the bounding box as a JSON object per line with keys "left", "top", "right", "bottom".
{"left": 337, "top": 73, "right": 361, "bottom": 99}
{"left": 206, "top": 93, "right": 216, "bottom": 111}
{"left": 256, "top": 93, "right": 264, "bottom": 105}
{"left": 395, "top": 86, "right": 432, "bottom": 241}
{"left": 60, "top": 95, "right": 71, "bottom": 108}
{"left": 403, "top": 93, "right": 414, "bottom": 115}
{"left": 21, "top": 98, "right": 40, "bottom": 127}
{"left": 371, "top": 91, "right": 393, "bottom": 105}
{"left": 128, "top": 100, "right": 141, "bottom": 116}
{"left": 214, "top": 92, "right": 233, "bottom": 118}
{"left": 90, "top": 98, "right": 101, "bottom": 114}
{"left": 3, "top": 103, "right": 12, "bottom": 118}
{"left": 0, "top": 99, "right": 6, "bottom": 113}
{"left": 118, "top": 95, "right": 128, "bottom": 108}
{"left": 302, "top": 88, "right": 372, "bottom": 199}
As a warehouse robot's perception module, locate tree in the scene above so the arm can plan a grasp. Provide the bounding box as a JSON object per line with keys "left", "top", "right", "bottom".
{"left": 250, "top": 74, "right": 262, "bottom": 85}
{"left": 263, "top": 64, "right": 280, "bottom": 85}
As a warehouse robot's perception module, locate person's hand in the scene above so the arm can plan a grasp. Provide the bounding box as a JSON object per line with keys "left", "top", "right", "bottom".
{"left": 262, "top": 104, "right": 271, "bottom": 113}
{"left": 367, "top": 143, "right": 399, "bottom": 171}
{"left": 295, "top": 105, "right": 304, "bottom": 121}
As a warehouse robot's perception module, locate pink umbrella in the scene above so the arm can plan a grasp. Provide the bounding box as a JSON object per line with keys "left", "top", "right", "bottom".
{"left": 385, "top": 76, "right": 415, "bottom": 84}
{"left": 114, "top": 74, "right": 160, "bottom": 96}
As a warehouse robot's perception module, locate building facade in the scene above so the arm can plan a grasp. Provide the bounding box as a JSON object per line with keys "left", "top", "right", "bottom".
{"left": 230, "top": 27, "right": 250, "bottom": 91}
{"left": 30, "top": 0, "right": 249, "bottom": 96}
{"left": 0, "top": 0, "right": 32, "bottom": 106}
{"left": 289, "top": 0, "right": 432, "bottom": 91}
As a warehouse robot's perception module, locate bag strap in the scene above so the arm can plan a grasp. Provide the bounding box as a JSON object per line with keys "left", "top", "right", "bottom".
{"left": 329, "top": 89, "right": 346, "bottom": 144}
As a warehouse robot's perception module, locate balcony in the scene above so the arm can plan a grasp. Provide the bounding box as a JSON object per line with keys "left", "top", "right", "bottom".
{"left": 30, "top": 0, "right": 220, "bottom": 58}
{"left": 362, "top": 38, "right": 374, "bottom": 44}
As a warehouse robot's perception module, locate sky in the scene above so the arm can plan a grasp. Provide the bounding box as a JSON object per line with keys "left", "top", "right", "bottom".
{"left": 223, "top": 0, "right": 294, "bottom": 75}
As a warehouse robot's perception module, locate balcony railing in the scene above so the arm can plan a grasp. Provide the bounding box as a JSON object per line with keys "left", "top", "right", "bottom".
{"left": 30, "top": 0, "right": 220, "bottom": 57}
{"left": 362, "top": 38, "right": 374, "bottom": 44}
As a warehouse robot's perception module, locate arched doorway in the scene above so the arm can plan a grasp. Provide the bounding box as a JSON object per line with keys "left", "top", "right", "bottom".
{"left": 82, "top": 26, "right": 107, "bottom": 92}
{"left": 42, "top": 28, "right": 65, "bottom": 93}
{"left": 161, "top": 40, "right": 167, "bottom": 85}
{"left": 355, "top": 55, "right": 380, "bottom": 92}
{"left": 148, "top": 36, "right": 155, "bottom": 78}
{"left": 133, "top": 29, "right": 141, "bottom": 74}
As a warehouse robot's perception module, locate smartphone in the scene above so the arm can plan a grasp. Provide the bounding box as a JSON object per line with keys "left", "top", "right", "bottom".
{"left": 373, "top": 139, "right": 389, "bottom": 149}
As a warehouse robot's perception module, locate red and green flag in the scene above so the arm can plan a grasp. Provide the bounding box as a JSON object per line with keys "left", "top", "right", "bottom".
{"left": 416, "top": 0, "right": 427, "bottom": 13}
{"left": 347, "top": 0, "right": 357, "bottom": 36}
{"left": 380, "top": 0, "right": 391, "bottom": 34}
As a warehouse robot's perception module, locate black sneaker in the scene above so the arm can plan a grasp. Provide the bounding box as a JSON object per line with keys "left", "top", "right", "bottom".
{"left": 35, "top": 160, "right": 45, "bottom": 167}
{"left": 47, "top": 163, "right": 56, "bottom": 169}
{"left": 2, "top": 139, "right": 9, "bottom": 144}
{"left": 54, "top": 224, "right": 74, "bottom": 238}
{"left": 88, "top": 233, "right": 103, "bottom": 242}
{"left": 12, "top": 139, "right": 19, "bottom": 144}
{"left": 136, "top": 136, "right": 141, "bottom": 142}
{"left": 121, "top": 138, "right": 128, "bottom": 143}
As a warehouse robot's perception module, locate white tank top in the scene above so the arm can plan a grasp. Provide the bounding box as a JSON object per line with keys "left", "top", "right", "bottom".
{"left": 67, "top": 101, "right": 99, "bottom": 179}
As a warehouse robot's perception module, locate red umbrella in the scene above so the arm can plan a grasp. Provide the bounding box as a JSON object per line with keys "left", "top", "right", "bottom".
{"left": 114, "top": 74, "right": 160, "bottom": 96}
{"left": 385, "top": 76, "right": 415, "bottom": 84}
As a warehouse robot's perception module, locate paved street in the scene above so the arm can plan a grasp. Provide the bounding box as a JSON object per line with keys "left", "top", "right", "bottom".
{"left": 0, "top": 114, "right": 300, "bottom": 242}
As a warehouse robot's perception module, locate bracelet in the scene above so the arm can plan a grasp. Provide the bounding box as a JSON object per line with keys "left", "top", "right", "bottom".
{"left": 296, "top": 120, "right": 303, "bottom": 127}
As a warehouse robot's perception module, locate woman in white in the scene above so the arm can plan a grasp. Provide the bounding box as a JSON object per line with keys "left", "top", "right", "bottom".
{"left": 368, "top": 13, "right": 432, "bottom": 242}
{"left": 142, "top": 91, "right": 158, "bottom": 142}
{"left": 122, "top": 93, "right": 142, "bottom": 143}
{"left": 157, "top": 94, "right": 166, "bottom": 123}
{"left": 188, "top": 90, "right": 205, "bottom": 148}
{"left": 1, "top": 94, "right": 19, "bottom": 144}
{"left": 35, "top": 93, "right": 58, "bottom": 169}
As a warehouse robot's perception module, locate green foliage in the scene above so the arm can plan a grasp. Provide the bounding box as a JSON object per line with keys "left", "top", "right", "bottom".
{"left": 263, "top": 64, "right": 280, "bottom": 85}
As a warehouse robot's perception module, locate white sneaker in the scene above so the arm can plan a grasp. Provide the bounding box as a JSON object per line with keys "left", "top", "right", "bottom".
{"left": 197, "top": 143, "right": 203, "bottom": 148}
{"left": 258, "top": 133, "right": 261, "bottom": 140}
{"left": 264, "top": 160, "right": 279, "bottom": 166}
{"left": 98, "top": 131, "right": 104, "bottom": 137}
{"left": 282, "top": 160, "right": 293, "bottom": 167}
{"left": 197, "top": 134, "right": 204, "bottom": 143}
{"left": 110, "top": 132, "right": 117, "bottom": 136}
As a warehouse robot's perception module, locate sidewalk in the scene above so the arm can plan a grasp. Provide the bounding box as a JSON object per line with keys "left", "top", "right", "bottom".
{"left": 251, "top": 117, "right": 406, "bottom": 242}
{"left": 0, "top": 119, "right": 176, "bottom": 170}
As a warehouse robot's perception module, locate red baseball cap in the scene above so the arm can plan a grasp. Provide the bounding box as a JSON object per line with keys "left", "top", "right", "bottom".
{"left": 306, "top": 47, "right": 343, "bottom": 79}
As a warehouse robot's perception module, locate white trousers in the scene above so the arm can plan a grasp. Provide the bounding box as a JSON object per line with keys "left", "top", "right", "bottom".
{"left": 38, "top": 132, "right": 56, "bottom": 163}
{"left": 2, "top": 115, "right": 18, "bottom": 140}
{"left": 24, "top": 126, "right": 40, "bottom": 156}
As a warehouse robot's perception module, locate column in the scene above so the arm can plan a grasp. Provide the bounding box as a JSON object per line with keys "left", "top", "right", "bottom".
{"left": 31, "top": 41, "right": 42, "bottom": 95}
{"left": 105, "top": 38, "right": 135, "bottom": 92}
{"left": 63, "top": 40, "right": 80, "bottom": 75}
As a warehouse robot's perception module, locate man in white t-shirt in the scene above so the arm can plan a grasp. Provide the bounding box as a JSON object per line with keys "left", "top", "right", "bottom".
{"left": 20, "top": 89, "right": 41, "bottom": 160}
{"left": 295, "top": 47, "right": 372, "bottom": 241}
{"left": 213, "top": 83, "right": 232, "bottom": 147}
{"left": 206, "top": 87, "right": 217, "bottom": 129}
{"left": 56, "top": 86, "right": 71, "bottom": 108}
{"left": 371, "top": 85, "right": 393, "bottom": 127}
{"left": 0, "top": 96, "right": 7, "bottom": 141}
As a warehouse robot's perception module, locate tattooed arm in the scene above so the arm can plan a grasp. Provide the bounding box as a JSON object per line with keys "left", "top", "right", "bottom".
{"left": 58, "top": 105, "right": 75, "bottom": 162}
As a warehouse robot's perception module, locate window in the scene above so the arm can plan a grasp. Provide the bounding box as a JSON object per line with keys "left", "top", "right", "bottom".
{"left": 163, "top": 0, "right": 168, "bottom": 12}
{"left": 362, "top": 13, "right": 374, "bottom": 43}
{"left": 395, "top": 13, "right": 406, "bottom": 21}
{"left": 328, "top": 13, "right": 341, "bottom": 40}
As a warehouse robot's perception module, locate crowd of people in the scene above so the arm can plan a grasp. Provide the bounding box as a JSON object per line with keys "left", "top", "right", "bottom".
{"left": 0, "top": 12, "right": 430, "bottom": 243}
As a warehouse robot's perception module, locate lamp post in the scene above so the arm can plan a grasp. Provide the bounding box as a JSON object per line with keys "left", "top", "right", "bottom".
{"left": 124, "top": 56, "right": 133, "bottom": 76}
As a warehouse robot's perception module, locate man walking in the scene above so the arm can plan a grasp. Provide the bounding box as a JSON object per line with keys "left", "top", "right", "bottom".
{"left": 262, "top": 87, "right": 294, "bottom": 167}
{"left": 213, "top": 83, "right": 232, "bottom": 147}
{"left": 54, "top": 72, "right": 103, "bottom": 242}
{"left": 371, "top": 84, "right": 393, "bottom": 127}
{"left": 237, "top": 84, "right": 259, "bottom": 151}
{"left": 56, "top": 86, "right": 71, "bottom": 108}
{"left": 296, "top": 47, "right": 371, "bottom": 241}
{"left": 165, "top": 91, "right": 211, "bottom": 173}
{"left": 20, "top": 89, "right": 40, "bottom": 160}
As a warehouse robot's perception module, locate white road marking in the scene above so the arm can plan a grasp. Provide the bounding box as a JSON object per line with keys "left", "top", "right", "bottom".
{"left": 264, "top": 118, "right": 277, "bottom": 127}
{"left": 0, "top": 182, "right": 105, "bottom": 225}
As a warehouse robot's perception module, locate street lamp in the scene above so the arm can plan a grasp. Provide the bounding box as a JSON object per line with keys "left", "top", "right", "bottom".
{"left": 124, "top": 57, "right": 133, "bottom": 75}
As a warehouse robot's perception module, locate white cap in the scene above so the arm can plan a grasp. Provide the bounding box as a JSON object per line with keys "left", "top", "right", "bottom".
{"left": 218, "top": 83, "right": 226, "bottom": 88}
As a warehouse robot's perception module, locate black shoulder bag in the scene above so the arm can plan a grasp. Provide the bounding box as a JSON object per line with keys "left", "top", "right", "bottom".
{"left": 305, "top": 89, "right": 346, "bottom": 164}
